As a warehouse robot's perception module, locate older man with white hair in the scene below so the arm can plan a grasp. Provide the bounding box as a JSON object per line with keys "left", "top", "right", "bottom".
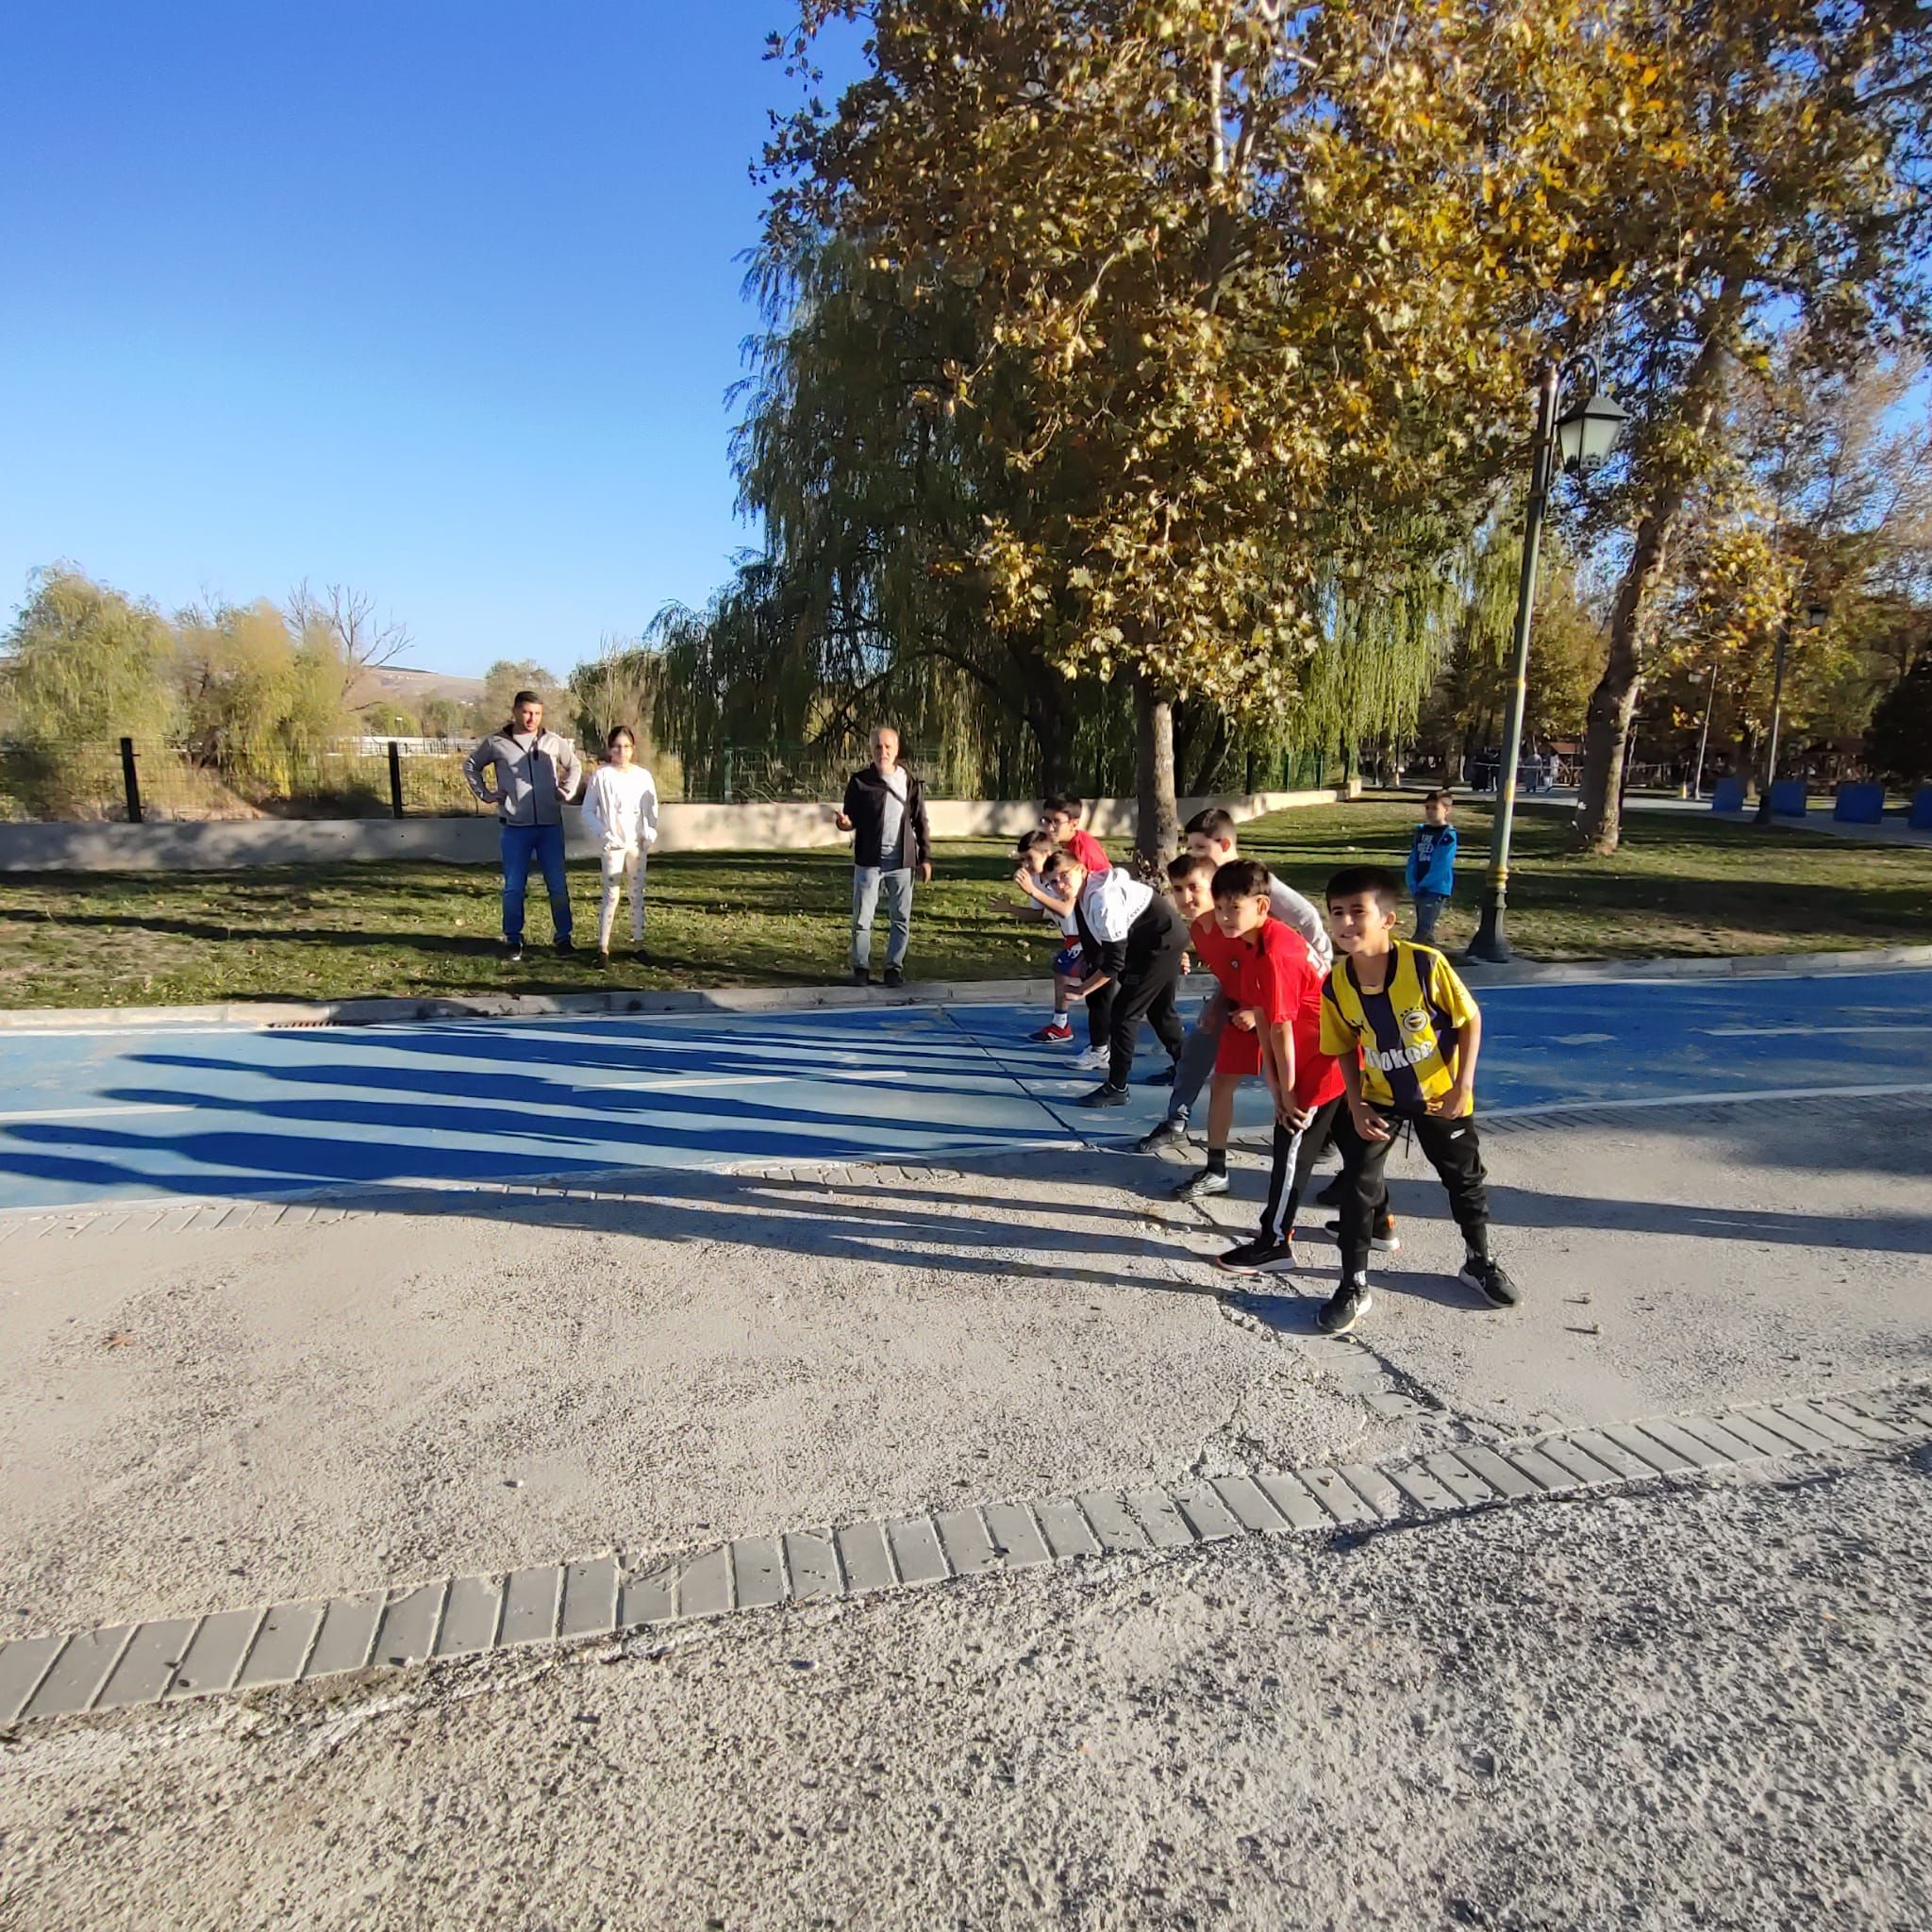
{"left": 831, "top": 724, "right": 933, "bottom": 987}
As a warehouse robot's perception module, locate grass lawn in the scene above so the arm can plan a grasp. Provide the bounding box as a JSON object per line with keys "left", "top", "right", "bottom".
{"left": 0, "top": 802, "right": 1927, "bottom": 1010}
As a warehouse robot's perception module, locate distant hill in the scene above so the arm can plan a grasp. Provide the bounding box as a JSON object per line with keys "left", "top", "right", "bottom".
{"left": 351, "top": 665, "right": 487, "bottom": 708}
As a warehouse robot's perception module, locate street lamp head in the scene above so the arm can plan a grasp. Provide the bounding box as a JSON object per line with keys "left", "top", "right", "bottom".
{"left": 1801, "top": 600, "right": 1829, "bottom": 630}
{"left": 1555, "top": 384, "right": 1628, "bottom": 475}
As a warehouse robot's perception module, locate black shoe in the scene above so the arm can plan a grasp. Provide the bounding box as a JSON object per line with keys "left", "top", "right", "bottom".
{"left": 555, "top": 938, "right": 574, "bottom": 957}
{"left": 1137, "top": 1117, "right": 1191, "bottom": 1153}
{"left": 1322, "top": 1213, "right": 1401, "bottom": 1253}
{"left": 1458, "top": 1255, "right": 1521, "bottom": 1307}
{"left": 1313, "top": 1175, "right": 1343, "bottom": 1209}
{"left": 1173, "top": 1167, "right": 1231, "bottom": 1202}
{"left": 852, "top": 967, "right": 872, "bottom": 987}
{"left": 503, "top": 941, "right": 524, "bottom": 963}
{"left": 595, "top": 948, "right": 611, "bottom": 968}
{"left": 634, "top": 946, "right": 650, "bottom": 965}
{"left": 883, "top": 964, "right": 904, "bottom": 989}
{"left": 1317, "top": 1279, "right": 1374, "bottom": 1336}
{"left": 1075, "top": 1083, "right": 1128, "bottom": 1108}
{"left": 1144, "top": 1063, "right": 1177, "bottom": 1087}
{"left": 1215, "top": 1237, "right": 1297, "bottom": 1276}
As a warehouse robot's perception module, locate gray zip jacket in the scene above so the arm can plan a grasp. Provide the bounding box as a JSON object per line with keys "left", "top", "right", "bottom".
{"left": 463, "top": 728, "right": 583, "bottom": 826}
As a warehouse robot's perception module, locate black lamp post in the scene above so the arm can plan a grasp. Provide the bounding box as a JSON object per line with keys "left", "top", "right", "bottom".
{"left": 1753, "top": 595, "right": 1829, "bottom": 825}
{"left": 1466, "top": 357, "right": 1628, "bottom": 963}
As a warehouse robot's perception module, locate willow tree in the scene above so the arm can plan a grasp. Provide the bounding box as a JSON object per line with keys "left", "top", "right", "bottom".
{"left": 767, "top": 0, "right": 1611, "bottom": 858}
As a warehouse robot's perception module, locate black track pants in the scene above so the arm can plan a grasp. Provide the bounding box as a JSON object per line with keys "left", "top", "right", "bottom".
{"left": 1338, "top": 1109, "right": 1490, "bottom": 1279}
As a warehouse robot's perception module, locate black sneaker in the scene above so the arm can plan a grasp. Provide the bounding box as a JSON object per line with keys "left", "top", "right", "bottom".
{"left": 852, "top": 966, "right": 872, "bottom": 987}
{"left": 883, "top": 965, "right": 904, "bottom": 989}
{"left": 1137, "top": 1117, "right": 1190, "bottom": 1153}
{"left": 1144, "top": 1063, "right": 1177, "bottom": 1087}
{"left": 595, "top": 948, "right": 611, "bottom": 968}
{"left": 1313, "top": 1175, "right": 1343, "bottom": 1208}
{"left": 503, "top": 941, "right": 524, "bottom": 963}
{"left": 1458, "top": 1255, "right": 1521, "bottom": 1307}
{"left": 1173, "top": 1167, "right": 1231, "bottom": 1202}
{"left": 555, "top": 938, "right": 574, "bottom": 957}
{"left": 1215, "top": 1237, "right": 1296, "bottom": 1275}
{"left": 1322, "top": 1212, "right": 1400, "bottom": 1253}
{"left": 1074, "top": 1083, "right": 1128, "bottom": 1108}
{"left": 1317, "top": 1279, "right": 1374, "bottom": 1335}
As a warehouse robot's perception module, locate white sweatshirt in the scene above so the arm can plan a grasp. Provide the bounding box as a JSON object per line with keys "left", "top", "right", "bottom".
{"left": 580, "top": 763, "right": 659, "bottom": 854}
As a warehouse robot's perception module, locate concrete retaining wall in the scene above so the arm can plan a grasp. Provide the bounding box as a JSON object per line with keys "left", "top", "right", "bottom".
{"left": 0, "top": 789, "right": 1344, "bottom": 874}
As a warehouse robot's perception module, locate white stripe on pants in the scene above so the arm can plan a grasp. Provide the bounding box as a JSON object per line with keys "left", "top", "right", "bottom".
{"left": 598, "top": 847, "right": 646, "bottom": 948}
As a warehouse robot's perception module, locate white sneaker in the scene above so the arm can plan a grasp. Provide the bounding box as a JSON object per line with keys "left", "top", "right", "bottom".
{"left": 1073, "top": 1045, "right": 1111, "bottom": 1072}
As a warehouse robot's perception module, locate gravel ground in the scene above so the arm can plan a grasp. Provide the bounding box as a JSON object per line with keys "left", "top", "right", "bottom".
{"left": 3, "top": 1457, "right": 1925, "bottom": 1930}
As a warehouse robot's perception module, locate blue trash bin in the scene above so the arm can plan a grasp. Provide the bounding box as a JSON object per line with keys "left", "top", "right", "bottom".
{"left": 1911, "top": 785, "right": 1932, "bottom": 831}
{"left": 1769, "top": 778, "right": 1808, "bottom": 818}
{"left": 1833, "top": 782, "right": 1885, "bottom": 824}
{"left": 1709, "top": 777, "right": 1747, "bottom": 812}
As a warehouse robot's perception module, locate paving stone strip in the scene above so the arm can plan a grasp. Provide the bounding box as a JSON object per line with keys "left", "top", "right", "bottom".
{"left": 3, "top": 1384, "right": 1924, "bottom": 1728}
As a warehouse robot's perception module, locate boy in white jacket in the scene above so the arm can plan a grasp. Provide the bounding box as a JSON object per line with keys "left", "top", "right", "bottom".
{"left": 579, "top": 724, "right": 659, "bottom": 961}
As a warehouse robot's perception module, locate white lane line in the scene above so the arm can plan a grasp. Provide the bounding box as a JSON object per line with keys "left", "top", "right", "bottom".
{"left": 1699, "top": 1024, "right": 1932, "bottom": 1038}
{"left": 597, "top": 1070, "right": 912, "bottom": 1092}
{"left": 1487, "top": 1081, "right": 1932, "bottom": 1119}
{"left": 0, "top": 1103, "right": 194, "bottom": 1124}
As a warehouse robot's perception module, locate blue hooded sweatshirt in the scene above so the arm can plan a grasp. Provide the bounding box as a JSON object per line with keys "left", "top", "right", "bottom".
{"left": 1407, "top": 821, "right": 1457, "bottom": 897}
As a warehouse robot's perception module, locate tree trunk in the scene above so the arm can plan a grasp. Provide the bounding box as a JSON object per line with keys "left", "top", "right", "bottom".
{"left": 1133, "top": 671, "right": 1179, "bottom": 871}
{"left": 1023, "top": 662, "right": 1076, "bottom": 796}
{"left": 1572, "top": 277, "right": 1743, "bottom": 854}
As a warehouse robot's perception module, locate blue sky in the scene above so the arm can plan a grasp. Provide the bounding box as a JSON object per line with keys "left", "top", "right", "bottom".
{"left": 0, "top": 2, "right": 859, "bottom": 679}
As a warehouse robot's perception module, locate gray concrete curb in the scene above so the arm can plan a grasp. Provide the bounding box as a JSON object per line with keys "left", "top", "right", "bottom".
{"left": 1, "top": 943, "right": 1929, "bottom": 1033}
{"left": 3, "top": 1383, "right": 1923, "bottom": 1726}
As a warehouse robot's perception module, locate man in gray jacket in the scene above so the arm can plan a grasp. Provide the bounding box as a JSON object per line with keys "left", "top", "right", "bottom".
{"left": 463, "top": 691, "right": 583, "bottom": 961}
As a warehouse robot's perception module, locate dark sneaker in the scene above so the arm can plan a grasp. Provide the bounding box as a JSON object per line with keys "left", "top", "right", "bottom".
{"left": 1215, "top": 1238, "right": 1296, "bottom": 1275}
{"left": 1173, "top": 1167, "right": 1231, "bottom": 1202}
{"left": 852, "top": 966, "right": 872, "bottom": 987}
{"left": 1323, "top": 1212, "right": 1401, "bottom": 1253}
{"left": 1144, "top": 1063, "right": 1177, "bottom": 1088}
{"left": 884, "top": 964, "right": 904, "bottom": 989}
{"left": 1459, "top": 1256, "right": 1521, "bottom": 1307}
{"left": 595, "top": 948, "right": 611, "bottom": 968}
{"left": 1317, "top": 1279, "right": 1374, "bottom": 1336}
{"left": 503, "top": 941, "right": 524, "bottom": 963}
{"left": 555, "top": 938, "right": 575, "bottom": 957}
{"left": 634, "top": 947, "right": 650, "bottom": 965}
{"left": 1074, "top": 1083, "right": 1128, "bottom": 1108}
{"left": 1029, "top": 1020, "right": 1074, "bottom": 1044}
{"left": 1137, "top": 1117, "right": 1190, "bottom": 1152}
{"left": 1313, "top": 1175, "right": 1344, "bottom": 1209}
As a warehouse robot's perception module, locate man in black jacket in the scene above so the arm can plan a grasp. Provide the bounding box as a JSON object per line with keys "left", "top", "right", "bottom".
{"left": 832, "top": 725, "right": 933, "bottom": 987}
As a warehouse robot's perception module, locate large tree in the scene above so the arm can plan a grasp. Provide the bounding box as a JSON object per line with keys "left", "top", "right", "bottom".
{"left": 1565, "top": 0, "right": 1932, "bottom": 851}
{"left": 767, "top": 0, "right": 1604, "bottom": 858}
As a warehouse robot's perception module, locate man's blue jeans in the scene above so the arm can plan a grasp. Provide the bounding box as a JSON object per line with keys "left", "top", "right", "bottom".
{"left": 501, "top": 823, "right": 572, "bottom": 945}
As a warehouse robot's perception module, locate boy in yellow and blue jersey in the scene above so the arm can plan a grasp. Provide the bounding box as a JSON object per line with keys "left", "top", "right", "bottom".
{"left": 1314, "top": 864, "right": 1521, "bottom": 1336}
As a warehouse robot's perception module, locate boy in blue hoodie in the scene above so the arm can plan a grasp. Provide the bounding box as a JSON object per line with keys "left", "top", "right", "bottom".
{"left": 1407, "top": 791, "right": 1457, "bottom": 943}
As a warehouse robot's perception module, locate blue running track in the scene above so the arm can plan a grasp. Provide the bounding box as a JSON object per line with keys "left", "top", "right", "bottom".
{"left": 0, "top": 969, "right": 1927, "bottom": 1212}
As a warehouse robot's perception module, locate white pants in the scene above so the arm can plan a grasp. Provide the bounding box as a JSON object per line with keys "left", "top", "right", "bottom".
{"left": 597, "top": 846, "right": 646, "bottom": 948}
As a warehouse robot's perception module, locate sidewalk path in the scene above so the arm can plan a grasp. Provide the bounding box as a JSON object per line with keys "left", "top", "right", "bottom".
{"left": 0, "top": 968, "right": 1927, "bottom": 1212}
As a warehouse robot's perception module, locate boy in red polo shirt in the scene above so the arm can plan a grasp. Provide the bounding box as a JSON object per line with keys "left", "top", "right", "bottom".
{"left": 1195, "top": 858, "right": 1348, "bottom": 1276}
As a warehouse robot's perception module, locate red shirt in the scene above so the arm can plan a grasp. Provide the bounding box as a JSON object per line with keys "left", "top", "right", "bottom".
{"left": 1225, "top": 917, "right": 1344, "bottom": 1108}
{"left": 1064, "top": 828, "right": 1110, "bottom": 874}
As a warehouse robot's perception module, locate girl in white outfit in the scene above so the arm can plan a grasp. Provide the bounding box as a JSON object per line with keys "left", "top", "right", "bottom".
{"left": 579, "top": 724, "right": 659, "bottom": 961}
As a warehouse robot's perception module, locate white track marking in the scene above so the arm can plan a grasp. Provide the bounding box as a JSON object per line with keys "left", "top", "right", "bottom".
{"left": 0, "top": 1103, "right": 193, "bottom": 1124}
{"left": 1699, "top": 1024, "right": 1932, "bottom": 1038}
{"left": 1487, "top": 1081, "right": 1932, "bottom": 1119}
{"left": 596, "top": 1070, "right": 912, "bottom": 1092}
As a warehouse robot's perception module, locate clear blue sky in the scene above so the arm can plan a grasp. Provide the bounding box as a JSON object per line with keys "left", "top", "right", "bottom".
{"left": 0, "top": 2, "right": 858, "bottom": 679}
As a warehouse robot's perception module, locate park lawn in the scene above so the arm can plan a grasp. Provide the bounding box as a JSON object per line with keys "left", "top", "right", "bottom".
{"left": 0, "top": 802, "right": 1926, "bottom": 1010}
